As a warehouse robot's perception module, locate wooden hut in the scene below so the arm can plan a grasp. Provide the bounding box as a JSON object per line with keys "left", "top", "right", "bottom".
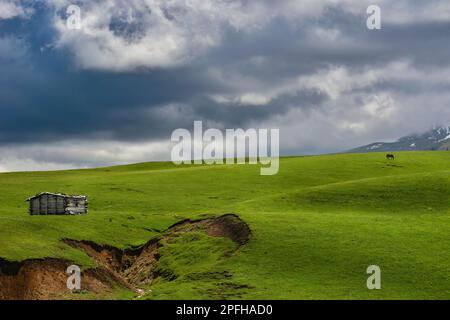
{"left": 27, "top": 192, "right": 88, "bottom": 215}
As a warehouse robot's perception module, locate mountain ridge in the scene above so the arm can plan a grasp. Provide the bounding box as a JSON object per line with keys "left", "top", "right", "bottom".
{"left": 349, "top": 126, "right": 450, "bottom": 153}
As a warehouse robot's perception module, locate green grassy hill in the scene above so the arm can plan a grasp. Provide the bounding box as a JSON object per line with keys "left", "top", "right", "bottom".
{"left": 1, "top": 151, "right": 450, "bottom": 299}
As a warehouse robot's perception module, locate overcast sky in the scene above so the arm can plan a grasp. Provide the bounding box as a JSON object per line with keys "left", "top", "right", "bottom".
{"left": 1, "top": 0, "right": 450, "bottom": 171}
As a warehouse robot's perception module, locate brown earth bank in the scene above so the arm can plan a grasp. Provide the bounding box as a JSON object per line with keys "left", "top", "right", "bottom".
{"left": 0, "top": 259, "right": 131, "bottom": 300}
{"left": 0, "top": 214, "right": 250, "bottom": 300}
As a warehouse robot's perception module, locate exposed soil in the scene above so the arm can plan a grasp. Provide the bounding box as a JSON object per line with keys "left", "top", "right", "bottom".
{"left": 170, "top": 214, "right": 251, "bottom": 246}
{"left": 0, "top": 259, "right": 131, "bottom": 300}
{"left": 0, "top": 214, "right": 250, "bottom": 300}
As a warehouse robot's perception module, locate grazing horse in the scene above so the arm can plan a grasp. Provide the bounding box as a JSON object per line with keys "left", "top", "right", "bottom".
{"left": 386, "top": 154, "right": 395, "bottom": 160}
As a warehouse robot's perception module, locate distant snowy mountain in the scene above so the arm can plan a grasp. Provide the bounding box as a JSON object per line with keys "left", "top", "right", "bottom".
{"left": 349, "top": 126, "right": 450, "bottom": 153}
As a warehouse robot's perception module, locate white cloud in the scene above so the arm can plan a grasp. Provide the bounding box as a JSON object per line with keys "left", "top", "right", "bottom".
{"left": 50, "top": 0, "right": 283, "bottom": 71}
{"left": 0, "top": 0, "right": 32, "bottom": 20}
{"left": 49, "top": 0, "right": 347, "bottom": 71}
{"left": 208, "top": 59, "right": 450, "bottom": 109}
{"left": 49, "top": 0, "right": 450, "bottom": 71}
{"left": 0, "top": 139, "right": 173, "bottom": 172}
{"left": 45, "top": 0, "right": 450, "bottom": 71}
{"left": 238, "top": 60, "right": 450, "bottom": 154}
{"left": 207, "top": 62, "right": 389, "bottom": 106}
{"left": 378, "top": 0, "right": 450, "bottom": 25}
{"left": 3, "top": 0, "right": 450, "bottom": 171}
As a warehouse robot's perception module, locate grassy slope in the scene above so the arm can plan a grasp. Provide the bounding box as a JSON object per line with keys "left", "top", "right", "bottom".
{"left": 0, "top": 152, "right": 449, "bottom": 299}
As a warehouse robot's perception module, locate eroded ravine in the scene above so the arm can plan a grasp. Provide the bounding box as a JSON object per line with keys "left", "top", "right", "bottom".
{"left": 0, "top": 214, "right": 251, "bottom": 300}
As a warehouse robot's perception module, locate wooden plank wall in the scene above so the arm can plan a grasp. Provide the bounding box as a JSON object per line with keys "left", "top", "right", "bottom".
{"left": 30, "top": 198, "right": 40, "bottom": 215}
{"left": 29, "top": 195, "right": 87, "bottom": 215}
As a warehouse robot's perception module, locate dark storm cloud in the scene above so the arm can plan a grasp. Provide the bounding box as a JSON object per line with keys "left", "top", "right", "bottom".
{"left": 0, "top": 64, "right": 216, "bottom": 143}
{"left": 0, "top": 9, "right": 332, "bottom": 144}
{"left": 1, "top": 0, "right": 450, "bottom": 170}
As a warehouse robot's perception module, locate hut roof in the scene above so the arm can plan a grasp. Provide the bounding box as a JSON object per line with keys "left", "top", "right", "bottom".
{"left": 26, "top": 192, "right": 87, "bottom": 201}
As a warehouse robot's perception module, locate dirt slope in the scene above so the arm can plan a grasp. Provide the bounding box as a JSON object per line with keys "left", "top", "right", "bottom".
{"left": 0, "top": 214, "right": 250, "bottom": 300}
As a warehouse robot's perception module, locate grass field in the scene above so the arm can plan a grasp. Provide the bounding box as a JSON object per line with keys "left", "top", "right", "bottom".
{"left": 0, "top": 151, "right": 449, "bottom": 299}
